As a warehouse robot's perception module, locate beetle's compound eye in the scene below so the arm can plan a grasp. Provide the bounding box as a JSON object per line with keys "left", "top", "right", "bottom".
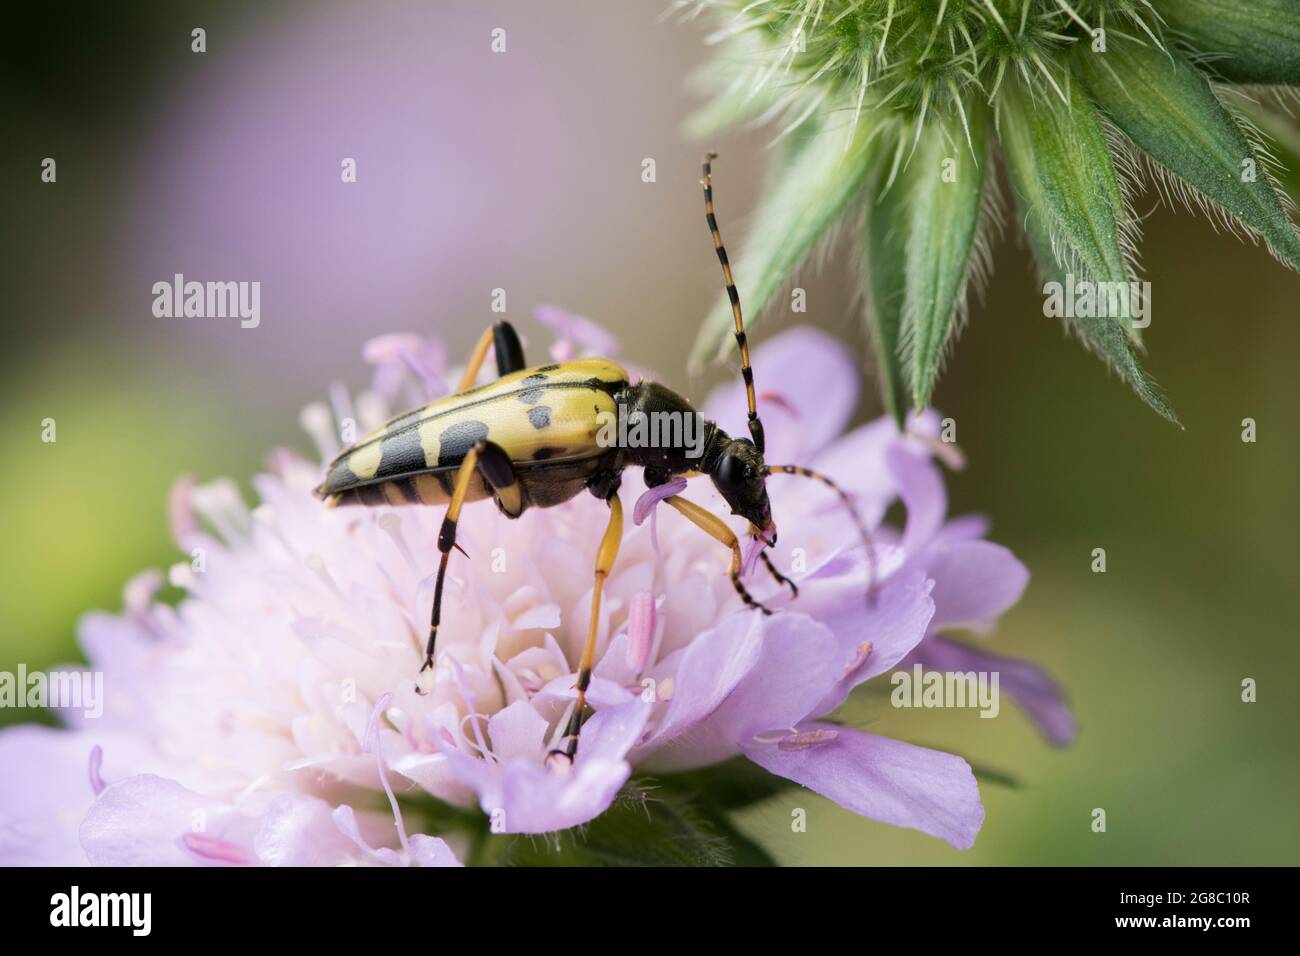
{"left": 714, "top": 451, "right": 748, "bottom": 495}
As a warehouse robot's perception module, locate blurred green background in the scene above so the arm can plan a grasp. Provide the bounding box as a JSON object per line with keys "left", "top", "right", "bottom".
{"left": 2, "top": 1, "right": 1296, "bottom": 865}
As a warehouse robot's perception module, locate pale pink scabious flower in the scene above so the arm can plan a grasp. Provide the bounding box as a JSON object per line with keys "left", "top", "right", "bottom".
{"left": 0, "top": 314, "right": 1072, "bottom": 865}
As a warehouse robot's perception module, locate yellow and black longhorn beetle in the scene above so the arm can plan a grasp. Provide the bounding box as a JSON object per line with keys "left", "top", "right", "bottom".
{"left": 316, "top": 155, "right": 873, "bottom": 765}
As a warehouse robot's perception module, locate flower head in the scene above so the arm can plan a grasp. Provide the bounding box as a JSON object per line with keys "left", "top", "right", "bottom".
{"left": 0, "top": 314, "right": 1070, "bottom": 865}
{"left": 681, "top": 0, "right": 1300, "bottom": 423}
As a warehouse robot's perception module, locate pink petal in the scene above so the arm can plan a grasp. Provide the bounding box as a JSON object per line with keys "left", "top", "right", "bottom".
{"left": 926, "top": 541, "right": 1029, "bottom": 630}
{"left": 910, "top": 637, "right": 1077, "bottom": 747}
{"left": 79, "top": 774, "right": 258, "bottom": 867}
{"left": 487, "top": 701, "right": 550, "bottom": 762}
{"left": 407, "top": 834, "right": 464, "bottom": 867}
{"left": 534, "top": 305, "right": 621, "bottom": 358}
{"left": 254, "top": 794, "right": 360, "bottom": 866}
{"left": 707, "top": 614, "right": 841, "bottom": 743}
{"left": 804, "top": 565, "right": 936, "bottom": 716}
{"left": 886, "top": 444, "right": 947, "bottom": 557}
{"left": 702, "top": 326, "right": 858, "bottom": 462}
{"left": 0, "top": 727, "right": 99, "bottom": 865}
{"left": 438, "top": 699, "right": 651, "bottom": 833}
{"left": 743, "top": 724, "right": 985, "bottom": 850}
{"left": 639, "top": 613, "right": 765, "bottom": 753}
{"left": 633, "top": 479, "right": 688, "bottom": 526}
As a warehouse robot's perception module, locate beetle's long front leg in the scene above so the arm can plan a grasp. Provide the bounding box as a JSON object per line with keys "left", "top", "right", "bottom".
{"left": 758, "top": 550, "right": 798, "bottom": 598}
{"left": 663, "top": 495, "right": 773, "bottom": 615}
{"left": 764, "top": 463, "right": 877, "bottom": 603}
{"left": 551, "top": 493, "right": 624, "bottom": 764}
{"left": 420, "top": 441, "right": 522, "bottom": 678}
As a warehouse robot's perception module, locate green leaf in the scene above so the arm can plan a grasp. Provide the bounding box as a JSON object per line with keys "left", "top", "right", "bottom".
{"left": 862, "top": 136, "right": 913, "bottom": 429}
{"left": 898, "top": 108, "right": 989, "bottom": 411}
{"left": 688, "top": 118, "right": 883, "bottom": 371}
{"left": 1021, "top": 206, "right": 1178, "bottom": 425}
{"left": 694, "top": 810, "right": 779, "bottom": 867}
{"left": 908, "top": 743, "right": 1025, "bottom": 789}
{"left": 969, "top": 761, "right": 1024, "bottom": 790}
{"left": 1075, "top": 38, "right": 1300, "bottom": 273}
{"left": 496, "top": 786, "right": 741, "bottom": 867}
{"left": 649, "top": 756, "right": 795, "bottom": 810}
{"left": 998, "top": 73, "right": 1177, "bottom": 423}
{"left": 1018, "top": 206, "right": 1175, "bottom": 422}
{"left": 998, "top": 74, "right": 1132, "bottom": 300}
{"left": 1239, "top": 100, "right": 1300, "bottom": 203}
{"left": 1160, "top": 0, "right": 1300, "bottom": 86}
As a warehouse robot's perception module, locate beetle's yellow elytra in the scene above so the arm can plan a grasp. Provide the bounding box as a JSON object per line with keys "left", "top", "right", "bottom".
{"left": 347, "top": 441, "right": 383, "bottom": 481}
{"left": 318, "top": 358, "right": 629, "bottom": 503}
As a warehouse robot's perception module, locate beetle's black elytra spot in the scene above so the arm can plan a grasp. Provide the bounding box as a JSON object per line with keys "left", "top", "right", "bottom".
{"left": 528, "top": 406, "right": 552, "bottom": 430}
{"left": 379, "top": 428, "right": 426, "bottom": 478}
{"left": 537, "top": 364, "right": 561, "bottom": 372}
{"left": 437, "top": 420, "right": 490, "bottom": 466}
{"left": 516, "top": 374, "right": 548, "bottom": 405}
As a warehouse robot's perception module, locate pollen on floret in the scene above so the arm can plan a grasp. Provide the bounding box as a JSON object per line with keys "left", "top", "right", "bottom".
{"left": 843, "top": 640, "right": 874, "bottom": 676}
{"left": 777, "top": 728, "right": 839, "bottom": 752}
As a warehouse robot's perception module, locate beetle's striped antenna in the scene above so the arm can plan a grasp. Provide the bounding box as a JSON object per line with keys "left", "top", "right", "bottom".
{"left": 702, "top": 152, "right": 765, "bottom": 454}
{"left": 764, "top": 464, "right": 879, "bottom": 605}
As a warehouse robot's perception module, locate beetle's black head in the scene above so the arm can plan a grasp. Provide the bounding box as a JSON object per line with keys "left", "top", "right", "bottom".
{"left": 709, "top": 437, "right": 775, "bottom": 544}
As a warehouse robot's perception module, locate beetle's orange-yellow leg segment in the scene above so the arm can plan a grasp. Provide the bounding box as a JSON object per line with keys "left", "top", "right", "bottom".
{"left": 664, "top": 495, "right": 772, "bottom": 615}
{"left": 552, "top": 494, "right": 624, "bottom": 762}
{"left": 456, "top": 327, "right": 496, "bottom": 393}
{"left": 656, "top": 470, "right": 790, "bottom": 595}
{"left": 456, "top": 321, "right": 527, "bottom": 392}
{"left": 419, "top": 441, "right": 522, "bottom": 680}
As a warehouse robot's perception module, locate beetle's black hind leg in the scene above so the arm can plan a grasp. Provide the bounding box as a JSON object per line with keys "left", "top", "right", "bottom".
{"left": 419, "top": 440, "right": 523, "bottom": 682}
{"left": 457, "top": 321, "right": 527, "bottom": 392}
{"left": 492, "top": 321, "right": 526, "bottom": 376}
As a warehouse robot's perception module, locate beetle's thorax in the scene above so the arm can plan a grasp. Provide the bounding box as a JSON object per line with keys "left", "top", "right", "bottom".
{"left": 612, "top": 381, "right": 727, "bottom": 482}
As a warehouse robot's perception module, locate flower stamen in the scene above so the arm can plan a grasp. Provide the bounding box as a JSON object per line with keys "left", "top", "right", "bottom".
{"left": 364, "top": 692, "right": 411, "bottom": 855}
{"left": 88, "top": 744, "right": 106, "bottom": 797}
{"left": 182, "top": 832, "right": 253, "bottom": 865}
{"left": 304, "top": 553, "right": 345, "bottom": 602}
{"left": 778, "top": 728, "right": 839, "bottom": 751}
{"left": 843, "top": 640, "right": 874, "bottom": 677}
